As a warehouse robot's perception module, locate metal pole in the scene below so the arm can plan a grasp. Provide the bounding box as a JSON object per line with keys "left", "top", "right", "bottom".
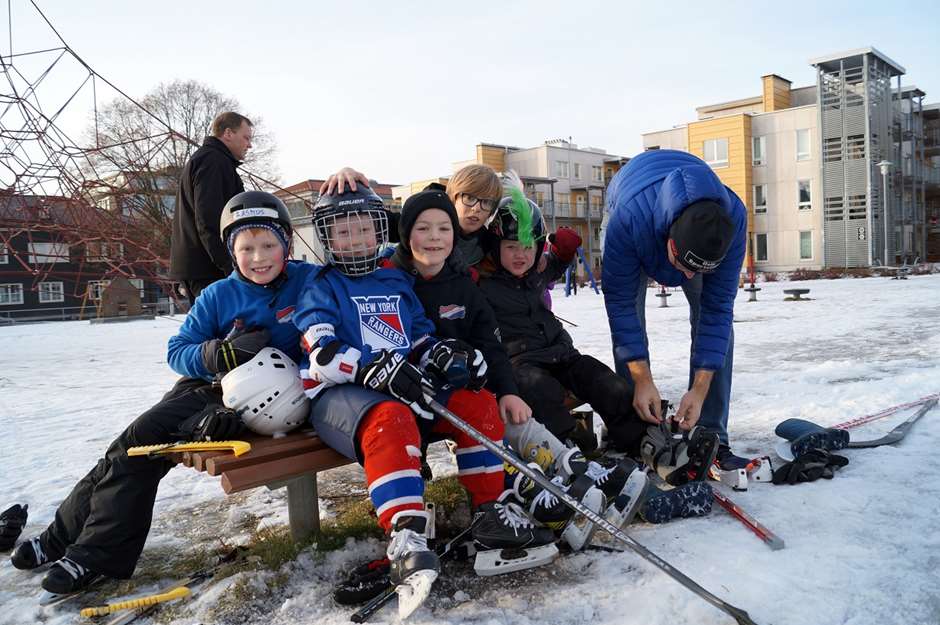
{"left": 879, "top": 160, "right": 892, "bottom": 266}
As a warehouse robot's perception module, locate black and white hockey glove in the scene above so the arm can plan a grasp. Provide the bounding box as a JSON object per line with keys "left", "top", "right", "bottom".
{"left": 359, "top": 350, "right": 435, "bottom": 419}
{"left": 177, "top": 404, "right": 246, "bottom": 441}
{"left": 201, "top": 327, "right": 270, "bottom": 374}
{"left": 771, "top": 448, "right": 849, "bottom": 485}
{"left": 465, "top": 348, "right": 488, "bottom": 391}
{"left": 0, "top": 504, "right": 28, "bottom": 551}
{"left": 421, "top": 339, "right": 474, "bottom": 389}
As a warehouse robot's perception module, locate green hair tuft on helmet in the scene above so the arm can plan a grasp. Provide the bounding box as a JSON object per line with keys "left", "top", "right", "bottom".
{"left": 505, "top": 187, "right": 535, "bottom": 248}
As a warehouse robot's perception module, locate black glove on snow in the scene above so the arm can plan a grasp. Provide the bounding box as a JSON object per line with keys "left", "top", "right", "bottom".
{"left": 177, "top": 404, "right": 246, "bottom": 441}
{"left": 201, "top": 327, "right": 270, "bottom": 375}
{"left": 0, "top": 504, "right": 27, "bottom": 551}
{"left": 359, "top": 350, "right": 435, "bottom": 419}
{"left": 772, "top": 448, "right": 849, "bottom": 485}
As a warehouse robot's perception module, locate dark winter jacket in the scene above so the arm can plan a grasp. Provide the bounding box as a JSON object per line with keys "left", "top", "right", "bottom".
{"left": 389, "top": 248, "right": 520, "bottom": 399}
{"left": 602, "top": 149, "right": 747, "bottom": 371}
{"left": 478, "top": 251, "right": 576, "bottom": 365}
{"left": 169, "top": 136, "right": 245, "bottom": 281}
{"left": 167, "top": 260, "right": 318, "bottom": 381}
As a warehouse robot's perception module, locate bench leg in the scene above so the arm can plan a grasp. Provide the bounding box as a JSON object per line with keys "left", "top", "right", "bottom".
{"left": 286, "top": 474, "right": 320, "bottom": 541}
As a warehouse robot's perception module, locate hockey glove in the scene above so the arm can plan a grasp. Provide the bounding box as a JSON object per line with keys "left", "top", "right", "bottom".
{"left": 548, "top": 227, "right": 582, "bottom": 263}
{"left": 310, "top": 340, "right": 362, "bottom": 386}
{"left": 422, "top": 339, "right": 472, "bottom": 389}
{"left": 177, "top": 404, "right": 246, "bottom": 441}
{"left": 0, "top": 504, "right": 28, "bottom": 551}
{"left": 771, "top": 448, "right": 849, "bottom": 485}
{"left": 201, "top": 327, "right": 271, "bottom": 375}
{"left": 358, "top": 350, "right": 436, "bottom": 419}
{"left": 465, "top": 348, "right": 488, "bottom": 391}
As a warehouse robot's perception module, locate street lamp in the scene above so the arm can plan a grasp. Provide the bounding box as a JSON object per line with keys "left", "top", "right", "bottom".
{"left": 877, "top": 160, "right": 892, "bottom": 266}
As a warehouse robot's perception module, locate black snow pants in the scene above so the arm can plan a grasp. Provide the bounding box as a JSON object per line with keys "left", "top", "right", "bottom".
{"left": 513, "top": 351, "right": 645, "bottom": 455}
{"left": 39, "top": 377, "right": 219, "bottom": 578}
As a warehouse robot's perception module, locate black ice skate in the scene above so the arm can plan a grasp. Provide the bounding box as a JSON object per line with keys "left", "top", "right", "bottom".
{"left": 471, "top": 497, "right": 558, "bottom": 576}
{"left": 39, "top": 557, "right": 103, "bottom": 605}
{"left": 386, "top": 510, "right": 439, "bottom": 619}
{"left": 11, "top": 536, "right": 54, "bottom": 570}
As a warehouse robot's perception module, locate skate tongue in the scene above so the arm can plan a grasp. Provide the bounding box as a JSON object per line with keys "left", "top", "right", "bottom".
{"left": 396, "top": 568, "right": 438, "bottom": 619}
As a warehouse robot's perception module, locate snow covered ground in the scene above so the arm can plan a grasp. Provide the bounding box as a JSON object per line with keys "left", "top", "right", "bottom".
{"left": 2, "top": 274, "right": 939, "bottom": 625}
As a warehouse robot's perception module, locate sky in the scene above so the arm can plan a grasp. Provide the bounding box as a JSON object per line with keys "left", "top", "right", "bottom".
{"left": 5, "top": 0, "right": 940, "bottom": 187}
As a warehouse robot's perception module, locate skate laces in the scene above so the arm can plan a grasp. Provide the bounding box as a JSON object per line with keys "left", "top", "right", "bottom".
{"left": 585, "top": 461, "right": 611, "bottom": 484}
{"left": 56, "top": 557, "right": 89, "bottom": 580}
{"left": 496, "top": 500, "right": 536, "bottom": 532}
{"left": 531, "top": 475, "right": 566, "bottom": 510}
{"left": 386, "top": 528, "right": 429, "bottom": 561}
{"left": 29, "top": 537, "right": 47, "bottom": 566}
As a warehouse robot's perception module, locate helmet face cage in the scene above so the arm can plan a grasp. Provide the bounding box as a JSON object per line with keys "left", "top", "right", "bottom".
{"left": 314, "top": 208, "right": 389, "bottom": 276}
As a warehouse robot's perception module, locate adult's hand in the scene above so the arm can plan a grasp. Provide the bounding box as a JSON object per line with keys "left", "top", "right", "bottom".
{"left": 673, "top": 369, "right": 713, "bottom": 431}
{"left": 628, "top": 360, "right": 662, "bottom": 424}
{"left": 498, "top": 394, "right": 531, "bottom": 424}
{"left": 319, "top": 167, "right": 370, "bottom": 195}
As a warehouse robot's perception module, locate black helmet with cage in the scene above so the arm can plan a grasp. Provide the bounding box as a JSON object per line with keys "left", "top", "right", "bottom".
{"left": 313, "top": 186, "right": 390, "bottom": 276}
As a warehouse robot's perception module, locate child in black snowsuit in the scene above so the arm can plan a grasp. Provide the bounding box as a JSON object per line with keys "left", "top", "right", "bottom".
{"left": 477, "top": 187, "right": 653, "bottom": 455}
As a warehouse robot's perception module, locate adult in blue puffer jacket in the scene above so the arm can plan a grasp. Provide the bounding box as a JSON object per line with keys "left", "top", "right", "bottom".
{"left": 602, "top": 150, "right": 747, "bottom": 466}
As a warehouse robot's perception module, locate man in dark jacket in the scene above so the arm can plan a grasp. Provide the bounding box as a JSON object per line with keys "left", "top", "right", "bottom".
{"left": 602, "top": 149, "right": 747, "bottom": 468}
{"left": 170, "top": 112, "right": 252, "bottom": 305}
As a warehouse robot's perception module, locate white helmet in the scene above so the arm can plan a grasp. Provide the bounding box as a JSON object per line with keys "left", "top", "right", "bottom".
{"left": 221, "top": 347, "right": 309, "bottom": 437}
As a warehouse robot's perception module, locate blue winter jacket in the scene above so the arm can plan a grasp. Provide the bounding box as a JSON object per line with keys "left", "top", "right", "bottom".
{"left": 167, "top": 260, "right": 319, "bottom": 381}
{"left": 292, "top": 264, "right": 438, "bottom": 372}
{"left": 602, "top": 150, "right": 746, "bottom": 371}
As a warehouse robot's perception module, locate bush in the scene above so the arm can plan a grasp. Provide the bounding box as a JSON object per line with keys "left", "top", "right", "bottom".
{"left": 844, "top": 267, "right": 874, "bottom": 278}
{"left": 789, "top": 268, "right": 821, "bottom": 281}
{"left": 761, "top": 272, "right": 778, "bottom": 282}
{"left": 821, "top": 267, "right": 844, "bottom": 280}
{"left": 911, "top": 264, "right": 934, "bottom": 275}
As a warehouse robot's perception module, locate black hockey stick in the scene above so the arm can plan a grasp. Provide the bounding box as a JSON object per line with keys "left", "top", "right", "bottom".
{"left": 426, "top": 398, "right": 760, "bottom": 625}
{"left": 845, "top": 398, "right": 937, "bottom": 448}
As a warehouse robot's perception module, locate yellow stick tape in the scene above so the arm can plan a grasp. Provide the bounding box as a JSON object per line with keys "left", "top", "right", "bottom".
{"left": 80, "top": 586, "right": 190, "bottom": 617}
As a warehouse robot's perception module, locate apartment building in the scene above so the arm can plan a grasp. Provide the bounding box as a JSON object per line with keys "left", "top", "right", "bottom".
{"left": 643, "top": 47, "right": 938, "bottom": 271}
{"left": 395, "top": 142, "right": 628, "bottom": 277}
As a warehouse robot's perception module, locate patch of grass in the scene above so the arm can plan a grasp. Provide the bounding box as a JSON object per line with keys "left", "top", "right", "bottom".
{"left": 424, "top": 475, "right": 469, "bottom": 512}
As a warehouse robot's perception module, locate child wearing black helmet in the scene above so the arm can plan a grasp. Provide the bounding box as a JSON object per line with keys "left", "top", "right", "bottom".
{"left": 10, "top": 191, "right": 319, "bottom": 598}
{"left": 292, "top": 186, "right": 555, "bottom": 617}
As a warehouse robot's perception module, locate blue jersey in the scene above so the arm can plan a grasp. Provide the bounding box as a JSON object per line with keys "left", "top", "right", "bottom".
{"left": 167, "top": 261, "right": 319, "bottom": 381}
{"left": 602, "top": 150, "right": 747, "bottom": 371}
{"left": 292, "top": 264, "right": 437, "bottom": 391}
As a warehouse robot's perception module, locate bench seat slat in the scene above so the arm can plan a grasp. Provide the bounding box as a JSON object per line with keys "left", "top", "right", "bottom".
{"left": 220, "top": 448, "right": 350, "bottom": 494}
{"left": 205, "top": 437, "right": 332, "bottom": 475}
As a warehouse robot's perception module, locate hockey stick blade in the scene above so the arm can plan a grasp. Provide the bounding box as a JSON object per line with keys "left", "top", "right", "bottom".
{"left": 846, "top": 398, "right": 937, "bottom": 448}
{"left": 426, "top": 398, "right": 761, "bottom": 625}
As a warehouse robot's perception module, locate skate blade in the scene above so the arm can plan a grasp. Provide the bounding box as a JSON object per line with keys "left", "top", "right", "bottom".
{"left": 395, "top": 568, "right": 438, "bottom": 620}
{"left": 561, "top": 486, "right": 606, "bottom": 551}
{"left": 473, "top": 543, "right": 558, "bottom": 576}
{"left": 604, "top": 471, "right": 650, "bottom": 529}
{"left": 775, "top": 440, "right": 795, "bottom": 462}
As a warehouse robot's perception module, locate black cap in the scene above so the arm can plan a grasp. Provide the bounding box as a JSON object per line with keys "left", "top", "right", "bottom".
{"left": 398, "top": 188, "right": 460, "bottom": 254}
{"left": 668, "top": 200, "right": 735, "bottom": 273}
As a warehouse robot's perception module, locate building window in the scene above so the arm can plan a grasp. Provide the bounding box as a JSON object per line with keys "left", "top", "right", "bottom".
{"left": 753, "top": 184, "right": 767, "bottom": 214}
{"left": 554, "top": 161, "right": 569, "bottom": 178}
{"left": 556, "top": 193, "right": 570, "bottom": 216}
{"left": 703, "top": 138, "right": 729, "bottom": 168}
{"left": 0, "top": 283, "right": 24, "bottom": 305}
{"left": 846, "top": 134, "right": 865, "bottom": 160}
{"left": 798, "top": 180, "right": 812, "bottom": 210}
{"left": 86, "top": 241, "right": 124, "bottom": 262}
{"left": 87, "top": 280, "right": 111, "bottom": 301}
{"left": 796, "top": 129, "right": 811, "bottom": 161}
{"left": 575, "top": 194, "right": 586, "bottom": 215}
{"left": 754, "top": 234, "right": 768, "bottom": 262}
{"left": 28, "top": 241, "right": 70, "bottom": 264}
{"left": 536, "top": 191, "right": 545, "bottom": 206}
{"left": 799, "top": 231, "right": 813, "bottom": 260}
{"left": 0, "top": 242, "right": 7, "bottom": 264}
{"left": 39, "top": 281, "right": 65, "bottom": 303}
{"left": 128, "top": 278, "right": 145, "bottom": 298}
{"left": 573, "top": 163, "right": 582, "bottom": 180}
{"left": 752, "top": 136, "right": 766, "bottom": 166}
{"left": 591, "top": 166, "right": 603, "bottom": 182}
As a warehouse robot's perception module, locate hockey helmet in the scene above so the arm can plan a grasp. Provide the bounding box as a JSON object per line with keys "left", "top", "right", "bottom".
{"left": 220, "top": 191, "right": 293, "bottom": 255}
{"left": 488, "top": 183, "right": 547, "bottom": 271}
{"left": 220, "top": 347, "right": 309, "bottom": 437}
{"left": 313, "top": 186, "right": 389, "bottom": 276}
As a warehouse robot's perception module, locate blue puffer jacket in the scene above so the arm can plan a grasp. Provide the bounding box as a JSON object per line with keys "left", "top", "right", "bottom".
{"left": 602, "top": 150, "right": 746, "bottom": 371}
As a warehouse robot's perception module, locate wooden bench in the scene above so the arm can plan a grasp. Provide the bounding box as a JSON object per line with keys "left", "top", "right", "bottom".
{"left": 174, "top": 429, "right": 352, "bottom": 540}
{"left": 783, "top": 288, "right": 811, "bottom": 301}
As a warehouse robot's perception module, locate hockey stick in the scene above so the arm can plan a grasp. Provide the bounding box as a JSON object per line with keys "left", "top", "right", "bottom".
{"left": 426, "top": 398, "right": 760, "bottom": 625}
{"left": 80, "top": 587, "right": 190, "bottom": 617}
{"left": 845, "top": 398, "right": 937, "bottom": 448}
{"left": 711, "top": 489, "right": 785, "bottom": 551}
{"left": 832, "top": 392, "right": 939, "bottom": 430}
